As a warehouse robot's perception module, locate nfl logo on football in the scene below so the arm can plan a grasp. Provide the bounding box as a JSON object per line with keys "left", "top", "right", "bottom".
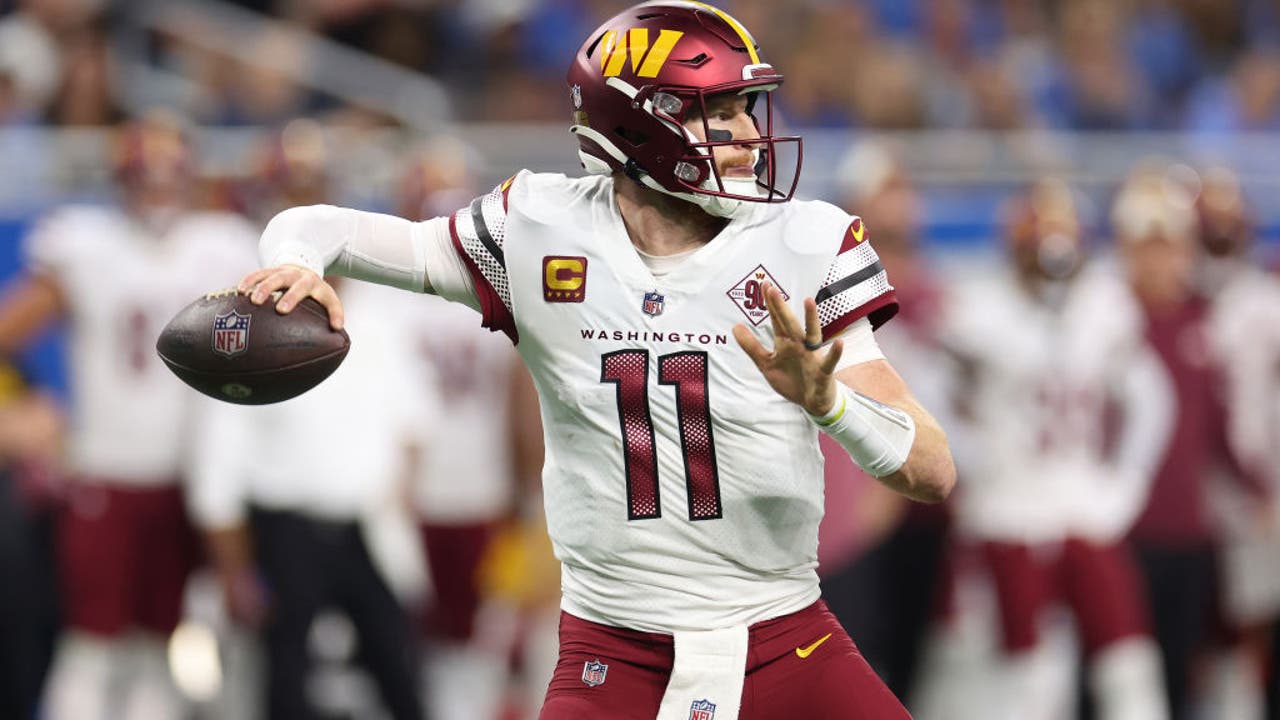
{"left": 212, "top": 310, "right": 250, "bottom": 358}
{"left": 581, "top": 659, "right": 608, "bottom": 687}
{"left": 689, "top": 698, "right": 716, "bottom": 720}
{"left": 642, "top": 290, "right": 665, "bottom": 317}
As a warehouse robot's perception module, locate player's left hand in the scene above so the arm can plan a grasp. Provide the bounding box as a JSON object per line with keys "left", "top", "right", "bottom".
{"left": 733, "top": 282, "right": 844, "bottom": 416}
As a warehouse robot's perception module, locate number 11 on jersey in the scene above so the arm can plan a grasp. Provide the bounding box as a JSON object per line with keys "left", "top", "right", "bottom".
{"left": 600, "top": 350, "right": 723, "bottom": 522}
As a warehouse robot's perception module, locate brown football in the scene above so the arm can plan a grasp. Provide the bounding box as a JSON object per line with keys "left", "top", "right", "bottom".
{"left": 156, "top": 289, "right": 350, "bottom": 405}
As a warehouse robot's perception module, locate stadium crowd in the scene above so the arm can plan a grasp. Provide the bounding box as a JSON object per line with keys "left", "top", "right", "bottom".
{"left": 4, "top": 0, "right": 1280, "bottom": 130}
{"left": 0, "top": 1, "right": 1277, "bottom": 720}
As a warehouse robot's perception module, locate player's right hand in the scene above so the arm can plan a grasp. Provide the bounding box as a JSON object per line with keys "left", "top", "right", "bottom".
{"left": 237, "top": 264, "right": 345, "bottom": 330}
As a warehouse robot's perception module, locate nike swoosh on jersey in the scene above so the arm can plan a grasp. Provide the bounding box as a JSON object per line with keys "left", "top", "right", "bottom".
{"left": 795, "top": 632, "right": 833, "bottom": 659}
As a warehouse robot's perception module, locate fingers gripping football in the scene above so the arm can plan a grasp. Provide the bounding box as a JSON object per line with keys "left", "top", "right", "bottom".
{"left": 237, "top": 265, "right": 345, "bottom": 330}
{"left": 732, "top": 282, "right": 843, "bottom": 416}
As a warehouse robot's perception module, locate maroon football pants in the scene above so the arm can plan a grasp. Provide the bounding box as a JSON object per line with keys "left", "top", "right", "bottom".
{"left": 538, "top": 600, "right": 910, "bottom": 719}
{"left": 981, "top": 537, "right": 1151, "bottom": 657}
{"left": 57, "top": 482, "right": 197, "bottom": 636}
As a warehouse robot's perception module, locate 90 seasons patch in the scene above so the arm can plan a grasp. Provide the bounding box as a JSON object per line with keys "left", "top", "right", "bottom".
{"left": 726, "top": 264, "right": 788, "bottom": 326}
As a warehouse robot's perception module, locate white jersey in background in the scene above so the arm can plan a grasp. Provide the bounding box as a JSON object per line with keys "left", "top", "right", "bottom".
{"left": 1205, "top": 263, "right": 1280, "bottom": 488}
{"left": 448, "top": 170, "right": 896, "bottom": 632}
{"left": 406, "top": 294, "right": 519, "bottom": 523}
{"left": 940, "top": 264, "right": 1174, "bottom": 544}
{"left": 23, "top": 206, "right": 257, "bottom": 484}
{"left": 1204, "top": 262, "right": 1280, "bottom": 626}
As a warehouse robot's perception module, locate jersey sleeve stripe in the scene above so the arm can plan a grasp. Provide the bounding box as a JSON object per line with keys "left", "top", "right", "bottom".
{"left": 470, "top": 198, "right": 506, "bottom": 266}
{"left": 814, "top": 259, "right": 884, "bottom": 304}
{"left": 817, "top": 239, "right": 898, "bottom": 338}
{"left": 448, "top": 212, "right": 518, "bottom": 342}
{"left": 821, "top": 291, "right": 898, "bottom": 340}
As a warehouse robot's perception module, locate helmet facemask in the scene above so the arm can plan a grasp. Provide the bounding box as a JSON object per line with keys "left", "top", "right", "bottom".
{"left": 643, "top": 77, "right": 801, "bottom": 209}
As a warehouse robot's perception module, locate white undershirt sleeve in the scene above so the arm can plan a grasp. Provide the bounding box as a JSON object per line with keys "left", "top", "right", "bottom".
{"left": 259, "top": 205, "right": 478, "bottom": 310}
{"left": 831, "top": 317, "right": 885, "bottom": 370}
{"left": 417, "top": 215, "right": 480, "bottom": 311}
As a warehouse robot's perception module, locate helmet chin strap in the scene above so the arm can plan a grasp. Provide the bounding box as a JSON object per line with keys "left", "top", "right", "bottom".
{"left": 571, "top": 124, "right": 759, "bottom": 219}
{"left": 635, "top": 173, "right": 755, "bottom": 219}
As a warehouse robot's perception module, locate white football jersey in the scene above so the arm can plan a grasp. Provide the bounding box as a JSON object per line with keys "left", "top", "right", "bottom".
{"left": 405, "top": 293, "right": 519, "bottom": 523}
{"left": 23, "top": 205, "right": 258, "bottom": 485}
{"left": 941, "top": 263, "right": 1172, "bottom": 543}
{"left": 448, "top": 171, "right": 896, "bottom": 632}
{"left": 1205, "top": 263, "right": 1280, "bottom": 488}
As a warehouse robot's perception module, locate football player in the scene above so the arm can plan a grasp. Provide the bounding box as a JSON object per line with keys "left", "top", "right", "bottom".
{"left": 939, "top": 178, "right": 1172, "bottom": 720}
{"left": 1115, "top": 164, "right": 1271, "bottom": 720}
{"left": 0, "top": 110, "right": 258, "bottom": 720}
{"left": 1192, "top": 166, "right": 1280, "bottom": 719}
{"left": 239, "top": 2, "right": 955, "bottom": 718}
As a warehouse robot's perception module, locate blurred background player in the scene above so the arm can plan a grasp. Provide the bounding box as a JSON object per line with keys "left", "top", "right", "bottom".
{"left": 1192, "top": 166, "right": 1280, "bottom": 719}
{"left": 0, "top": 110, "right": 258, "bottom": 720}
{"left": 397, "top": 142, "right": 558, "bottom": 720}
{"left": 188, "top": 124, "right": 432, "bottom": 720}
{"left": 1117, "top": 164, "right": 1273, "bottom": 720}
{"left": 239, "top": 117, "right": 335, "bottom": 226}
{"left": 187, "top": 277, "right": 433, "bottom": 720}
{"left": 817, "top": 140, "right": 956, "bottom": 711}
{"left": 940, "top": 178, "right": 1171, "bottom": 720}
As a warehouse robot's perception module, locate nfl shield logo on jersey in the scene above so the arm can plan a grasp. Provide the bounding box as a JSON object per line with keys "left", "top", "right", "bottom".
{"left": 689, "top": 698, "right": 716, "bottom": 720}
{"left": 211, "top": 310, "right": 250, "bottom": 358}
{"left": 642, "top": 290, "right": 665, "bottom": 317}
{"left": 581, "top": 659, "right": 608, "bottom": 687}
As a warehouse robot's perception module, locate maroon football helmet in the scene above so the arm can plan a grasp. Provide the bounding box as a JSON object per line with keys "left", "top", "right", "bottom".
{"left": 567, "top": 1, "right": 801, "bottom": 217}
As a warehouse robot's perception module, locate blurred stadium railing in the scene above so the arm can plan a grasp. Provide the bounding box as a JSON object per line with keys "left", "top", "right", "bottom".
{"left": 121, "top": 0, "right": 453, "bottom": 131}
{"left": 4, "top": 126, "right": 1280, "bottom": 251}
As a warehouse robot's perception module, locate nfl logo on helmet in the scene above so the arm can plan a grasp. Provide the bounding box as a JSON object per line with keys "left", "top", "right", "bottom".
{"left": 689, "top": 698, "right": 716, "bottom": 720}
{"left": 581, "top": 659, "right": 608, "bottom": 687}
{"left": 642, "top": 290, "right": 665, "bottom": 317}
{"left": 212, "top": 310, "right": 250, "bottom": 358}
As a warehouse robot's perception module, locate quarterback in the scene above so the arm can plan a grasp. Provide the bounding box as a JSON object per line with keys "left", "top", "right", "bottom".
{"left": 240, "top": 2, "right": 955, "bottom": 717}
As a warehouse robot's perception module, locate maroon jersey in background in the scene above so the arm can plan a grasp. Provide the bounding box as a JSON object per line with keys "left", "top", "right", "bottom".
{"left": 1129, "top": 296, "right": 1265, "bottom": 546}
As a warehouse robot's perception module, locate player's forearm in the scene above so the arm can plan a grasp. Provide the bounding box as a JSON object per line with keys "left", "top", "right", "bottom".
{"left": 259, "top": 205, "right": 432, "bottom": 292}
{"left": 874, "top": 399, "right": 956, "bottom": 504}
{"left": 203, "top": 523, "right": 255, "bottom": 576}
{"left": 817, "top": 360, "right": 956, "bottom": 503}
{"left": 812, "top": 380, "right": 955, "bottom": 504}
{"left": 0, "top": 274, "right": 65, "bottom": 356}
{"left": 1111, "top": 346, "right": 1174, "bottom": 483}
